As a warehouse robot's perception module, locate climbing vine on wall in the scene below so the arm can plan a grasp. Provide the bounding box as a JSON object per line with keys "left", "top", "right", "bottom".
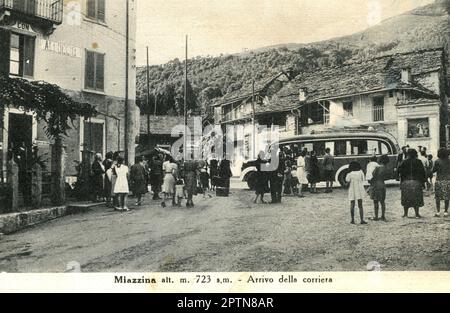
{"left": 0, "top": 76, "right": 97, "bottom": 140}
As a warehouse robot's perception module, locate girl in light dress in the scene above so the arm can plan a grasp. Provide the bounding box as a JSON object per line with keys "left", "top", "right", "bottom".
{"left": 113, "top": 156, "right": 130, "bottom": 211}
{"left": 346, "top": 161, "right": 367, "bottom": 225}
{"left": 296, "top": 150, "right": 308, "bottom": 198}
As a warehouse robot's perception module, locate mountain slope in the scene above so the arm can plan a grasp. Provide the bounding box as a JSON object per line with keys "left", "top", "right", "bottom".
{"left": 136, "top": 0, "right": 450, "bottom": 116}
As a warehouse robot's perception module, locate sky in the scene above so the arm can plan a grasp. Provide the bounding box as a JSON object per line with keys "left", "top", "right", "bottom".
{"left": 136, "top": 0, "right": 434, "bottom": 65}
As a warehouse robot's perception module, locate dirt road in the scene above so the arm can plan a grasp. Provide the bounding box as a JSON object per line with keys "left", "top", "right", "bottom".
{"left": 0, "top": 184, "right": 449, "bottom": 272}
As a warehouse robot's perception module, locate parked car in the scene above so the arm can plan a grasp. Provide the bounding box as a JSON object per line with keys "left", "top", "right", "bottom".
{"left": 240, "top": 130, "right": 400, "bottom": 189}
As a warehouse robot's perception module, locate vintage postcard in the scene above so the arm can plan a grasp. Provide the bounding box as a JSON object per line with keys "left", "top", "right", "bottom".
{"left": 0, "top": 0, "right": 449, "bottom": 293}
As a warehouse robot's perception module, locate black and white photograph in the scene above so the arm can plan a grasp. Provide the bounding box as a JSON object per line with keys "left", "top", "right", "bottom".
{"left": 0, "top": 0, "right": 449, "bottom": 292}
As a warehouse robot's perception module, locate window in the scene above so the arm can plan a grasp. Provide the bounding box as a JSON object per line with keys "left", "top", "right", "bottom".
{"left": 350, "top": 140, "right": 369, "bottom": 155}
{"left": 343, "top": 101, "right": 353, "bottom": 116}
{"left": 9, "top": 33, "right": 35, "bottom": 77}
{"left": 13, "top": 0, "right": 36, "bottom": 14}
{"left": 83, "top": 120, "right": 104, "bottom": 155}
{"left": 313, "top": 141, "right": 326, "bottom": 156}
{"left": 259, "top": 114, "right": 287, "bottom": 130}
{"left": 302, "top": 102, "right": 328, "bottom": 125}
{"left": 334, "top": 140, "right": 347, "bottom": 156}
{"left": 85, "top": 50, "right": 105, "bottom": 91}
{"left": 87, "top": 0, "right": 106, "bottom": 22}
{"left": 389, "top": 90, "right": 394, "bottom": 98}
{"left": 380, "top": 142, "right": 391, "bottom": 154}
{"left": 408, "top": 118, "right": 430, "bottom": 138}
{"left": 372, "top": 96, "right": 384, "bottom": 122}
{"left": 367, "top": 140, "right": 379, "bottom": 155}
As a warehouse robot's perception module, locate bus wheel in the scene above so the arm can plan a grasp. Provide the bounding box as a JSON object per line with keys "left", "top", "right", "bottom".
{"left": 246, "top": 172, "right": 257, "bottom": 190}
{"left": 338, "top": 169, "right": 350, "bottom": 189}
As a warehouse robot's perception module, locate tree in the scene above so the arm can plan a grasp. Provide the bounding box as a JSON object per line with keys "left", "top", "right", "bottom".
{"left": 175, "top": 79, "right": 198, "bottom": 115}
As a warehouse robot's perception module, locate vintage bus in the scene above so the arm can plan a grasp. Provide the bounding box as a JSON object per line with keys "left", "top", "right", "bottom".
{"left": 240, "top": 130, "right": 400, "bottom": 189}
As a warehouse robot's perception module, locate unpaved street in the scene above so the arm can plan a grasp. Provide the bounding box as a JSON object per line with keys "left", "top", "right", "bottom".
{"left": 1, "top": 183, "right": 449, "bottom": 272}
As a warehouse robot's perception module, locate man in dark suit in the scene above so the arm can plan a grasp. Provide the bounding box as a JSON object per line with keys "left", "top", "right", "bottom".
{"left": 269, "top": 150, "right": 285, "bottom": 204}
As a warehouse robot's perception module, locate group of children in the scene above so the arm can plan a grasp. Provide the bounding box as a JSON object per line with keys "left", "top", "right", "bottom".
{"left": 345, "top": 146, "right": 436, "bottom": 225}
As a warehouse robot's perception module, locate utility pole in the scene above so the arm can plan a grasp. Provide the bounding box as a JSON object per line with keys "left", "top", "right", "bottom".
{"left": 146, "top": 46, "right": 151, "bottom": 148}
{"left": 124, "top": 0, "right": 130, "bottom": 163}
{"left": 184, "top": 35, "right": 188, "bottom": 160}
{"left": 252, "top": 79, "right": 256, "bottom": 159}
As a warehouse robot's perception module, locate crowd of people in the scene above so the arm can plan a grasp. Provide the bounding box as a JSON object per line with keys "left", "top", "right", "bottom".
{"left": 252, "top": 147, "right": 335, "bottom": 204}
{"left": 89, "top": 150, "right": 233, "bottom": 211}
{"left": 88, "top": 144, "right": 450, "bottom": 223}
{"left": 251, "top": 144, "right": 450, "bottom": 225}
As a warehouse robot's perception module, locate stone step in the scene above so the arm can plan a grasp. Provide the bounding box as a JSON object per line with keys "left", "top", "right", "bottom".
{"left": 0, "top": 202, "right": 107, "bottom": 235}
{"left": 66, "top": 202, "right": 106, "bottom": 214}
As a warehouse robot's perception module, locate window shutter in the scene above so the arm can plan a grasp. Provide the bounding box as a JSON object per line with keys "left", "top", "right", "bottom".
{"left": 95, "top": 53, "right": 105, "bottom": 90}
{"left": 87, "top": 0, "right": 96, "bottom": 19}
{"left": 23, "top": 36, "right": 35, "bottom": 77}
{"left": 13, "top": 0, "right": 26, "bottom": 11}
{"left": 27, "top": 0, "right": 37, "bottom": 15}
{"left": 85, "top": 50, "right": 95, "bottom": 89}
{"left": 97, "top": 0, "right": 106, "bottom": 22}
{"left": 0, "top": 29, "right": 11, "bottom": 77}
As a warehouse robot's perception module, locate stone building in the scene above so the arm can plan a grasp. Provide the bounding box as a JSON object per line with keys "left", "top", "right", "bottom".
{"left": 138, "top": 115, "right": 202, "bottom": 159}
{"left": 0, "top": 0, "right": 138, "bottom": 183}
{"left": 213, "top": 49, "right": 449, "bottom": 176}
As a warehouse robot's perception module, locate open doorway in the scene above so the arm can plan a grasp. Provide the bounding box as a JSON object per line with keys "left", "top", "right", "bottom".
{"left": 8, "top": 112, "right": 33, "bottom": 205}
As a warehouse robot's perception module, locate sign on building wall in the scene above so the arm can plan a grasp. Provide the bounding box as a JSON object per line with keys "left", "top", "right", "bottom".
{"left": 40, "top": 39, "right": 82, "bottom": 58}
{"left": 11, "top": 22, "right": 37, "bottom": 34}
{"left": 407, "top": 118, "right": 430, "bottom": 138}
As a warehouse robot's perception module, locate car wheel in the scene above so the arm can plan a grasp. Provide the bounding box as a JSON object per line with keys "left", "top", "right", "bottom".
{"left": 338, "top": 169, "right": 350, "bottom": 189}
{"left": 246, "top": 172, "right": 257, "bottom": 190}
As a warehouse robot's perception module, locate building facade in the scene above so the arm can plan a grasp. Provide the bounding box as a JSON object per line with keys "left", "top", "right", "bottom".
{"left": 213, "top": 49, "right": 449, "bottom": 176}
{"left": 0, "top": 0, "right": 138, "bottom": 181}
{"left": 138, "top": 115, "right": 203, "bottom": 160}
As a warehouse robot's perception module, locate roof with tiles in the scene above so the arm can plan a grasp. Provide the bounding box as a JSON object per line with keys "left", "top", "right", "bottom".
{"left": 216, "top": 48, "right": 445, "bottom": 122}
{"left": 242, "top": 48, "right": 445, "bottom": 118}
{"left": 139, "top": 115, "right": 200, "bottom": 135}
{"left": 276, "top": 48, "right": 444, "bottom": 103}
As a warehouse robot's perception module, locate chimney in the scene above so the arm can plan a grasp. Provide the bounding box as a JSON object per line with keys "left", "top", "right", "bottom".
{"left": 299, "top": 87, "right": 308, "bottom": 102}
{"left": 401, "top": 67, "right": 412, "bottom": 84}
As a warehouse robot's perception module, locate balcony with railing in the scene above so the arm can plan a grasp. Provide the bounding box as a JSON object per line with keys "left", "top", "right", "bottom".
{"left": 0, "top": 0, "right": 63, "bottom": 25}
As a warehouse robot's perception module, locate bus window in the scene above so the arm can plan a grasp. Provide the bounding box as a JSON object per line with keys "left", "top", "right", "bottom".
{"left": 380, "top": 141, "right": 392, "bottom": 154}
{"left": 325, "top": 141, "right": 335, "bottom": 155}
{"left": 368, "top": 140, "right": 379, "bottom": 155}
{"left": 334, "top": 140, "right": 347, "bottom": 156}
{"left": 313, "top": 141, "right": 326, "bottom": 156}
{"left": 350, "top": 140, "right": 369, "bottom": 155}
{"left": 346, "top": 141, "right": 352, "bottom": 155}
{"left": 304, "top": 143, "right": 313, "bottom": 152}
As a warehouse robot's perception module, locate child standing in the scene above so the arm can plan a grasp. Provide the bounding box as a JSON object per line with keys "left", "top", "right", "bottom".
{"left": 174, "top": 178, "right": 185, "bottom": 207}
{"left": 113, "top": 156, "right": 130, "bottom": 212}
{"left": 291, "top": 165, "right": 299, "bottom": 196}
{"left": 346, "top": 161, "right": 367, "bottom": 225}
{"left": 283, "top": 160, "right": 292, "bottom": 195}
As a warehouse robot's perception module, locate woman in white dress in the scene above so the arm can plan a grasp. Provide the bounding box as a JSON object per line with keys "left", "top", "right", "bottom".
{"left": 113, "top": 156, "right": 130, "bottom": 211}
{"left": 296, "top": 150, "right": 308, "bottom": 198}
{"left": 161, "top": 155, "right": 177, "bottom": 207}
